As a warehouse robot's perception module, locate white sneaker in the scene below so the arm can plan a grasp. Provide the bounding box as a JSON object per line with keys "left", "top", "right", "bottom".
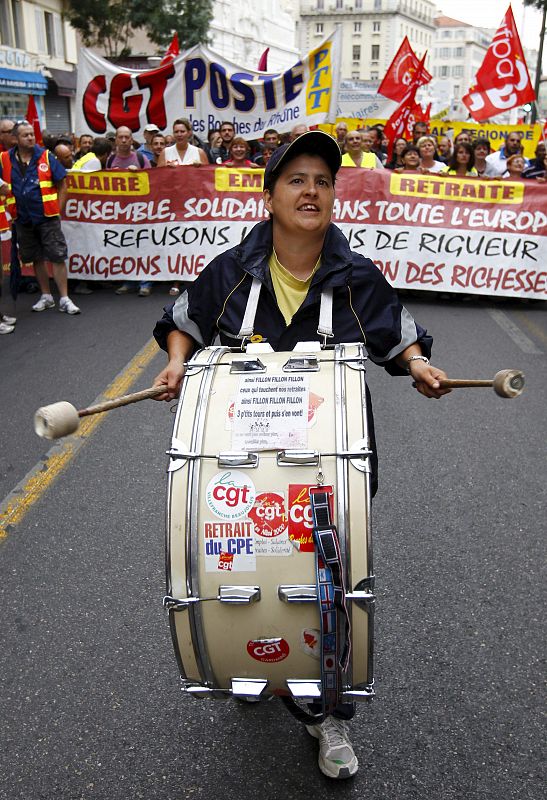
{"left": 32, "top": 295, "right": 55, "bottom": 312}
{"left": 59, "top": 298, "right": 81, "bottom": 315}
{"left": 305, "top": 717, "right": 358, "bottom": 779}
{"left": 0, "top": 321, "right": 14, "bottom": 334}
{"left": 1, "top": 314, "right": 16, "bottom": 325}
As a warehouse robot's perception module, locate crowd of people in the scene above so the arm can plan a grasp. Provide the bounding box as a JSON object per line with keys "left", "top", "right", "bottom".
{"left": 0, "top": 114, "right": 545, "bottom": 334}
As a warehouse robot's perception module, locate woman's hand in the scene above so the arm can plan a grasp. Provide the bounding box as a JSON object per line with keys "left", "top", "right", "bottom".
{"left": 409, "top": 361, "right": 452, "bottom": 399}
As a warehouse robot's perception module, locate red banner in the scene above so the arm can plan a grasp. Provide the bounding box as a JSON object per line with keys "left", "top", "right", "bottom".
{"left": 462, "top": 6, "right": 534, "bottom": 122}
{"left": 56, "top": 167, "right": 547, "bottom": 299}
{"left": 378, "top": 37, "right": 432, "bottom": 103}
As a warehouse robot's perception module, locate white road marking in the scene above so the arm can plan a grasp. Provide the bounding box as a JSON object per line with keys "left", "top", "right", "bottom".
{"left": 488, "top": 310, "right": 543, "bottom": 355}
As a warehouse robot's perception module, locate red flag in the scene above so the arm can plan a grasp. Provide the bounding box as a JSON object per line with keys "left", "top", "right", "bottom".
{"left": 462, "top": 6, "right": 534, "bottom": 122}
{"left": 384, "top": 85, "right": 419, "bottom": 159}
{"left": 25, "top": 95, "right": 43, "bottom": 146}
{"left": 160, "top": 33, "right": 180, "bottom": 66}
{"left": 378, "top": 37, "right": 432, "bottom": 103}
{"left": 258, "top": 48, "right": 269, "bottom": 72}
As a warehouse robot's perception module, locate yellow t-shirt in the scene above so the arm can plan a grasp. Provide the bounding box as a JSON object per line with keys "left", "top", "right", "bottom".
{"left": 269, "top": 249, "right": 321, "bottom": 326}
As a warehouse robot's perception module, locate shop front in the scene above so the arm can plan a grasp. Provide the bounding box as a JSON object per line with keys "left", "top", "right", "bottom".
{"left": 0, "top": 46, "right": 47, "bottom": 122}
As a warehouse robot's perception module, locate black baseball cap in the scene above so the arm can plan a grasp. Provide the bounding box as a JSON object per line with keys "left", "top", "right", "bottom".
{"left": 263, "top": 130, "right": 342, "bottom": 190}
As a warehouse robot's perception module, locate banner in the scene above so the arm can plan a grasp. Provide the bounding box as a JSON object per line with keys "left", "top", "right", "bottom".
{"left": 61, "top": 167, "right": 547, "bottom": 299}
{"left": 378, "top": 37, "right": 432, "bottom": 103}
{"left": 462, "top": 6, "right": 534, "bottom": 121}
{"left": 75, "top": 32, "right": 341, "bottom": 139}
{"left": 335, "top": 81, "right": 395, "bottom": 120}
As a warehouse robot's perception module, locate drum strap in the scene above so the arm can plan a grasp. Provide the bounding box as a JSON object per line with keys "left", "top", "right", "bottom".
{"left": 237, "top": 278, "right": 334, "bottom": 344}
{"left": 280, "top": 486, "right": 351, "bottom": 726}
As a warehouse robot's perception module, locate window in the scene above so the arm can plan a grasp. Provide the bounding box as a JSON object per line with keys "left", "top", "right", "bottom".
{"left": 454, "top": 85, "right": 460, "bottom": 99}
{"left": 442, "top": 30, "right": 452, "bottom": 38}
{"left": 316, "top": 0, "right": 324, "bottom": 9}
{"left": 353, "top": 45, "right": 361, "bottom": 61}
{"left": 452, "top": 65, "right": 463, "bottom": 77}
{"left": 454, "top": 47, "right": 464, "bottom": 57}
{"left": 371, "top": 44, "right": 380, "bottom": 60}
{"left": 373, "top": 21, "right": 381, "bottom": 33}
{"left": 440, "top": 65, "right": 449, "bottom": 78}
{"left": 371, "top": 72, "right": 379, "bottom": 80}
{"left": 44, "top": 10, "right": 65, "bottom": 58}
{"left": 352, "top": 71, "right": 360, "bottom": 79}
{"left": 374, "top": 0, "right": 382, "bottom": 10}
{"left": 355, "top": 0, "right": 362, "bottom": 7}
{"left": 316, "top": 22, "right": 324, "bottom": 35}
{"left": 0, "top": 0, "right": 24, "bottom": 48}
{"left": 11, "top": 0, "right": 24, "bottom": 49}
{"left": 35, "top": 8, "right": 46, "bottom": 53}
{"left": 354, "top": 22, "right": 361, "bottom": 34}
{"left": 336, "top": 0, "right": 343, "bottom": 8}
{"left": 440, "top": 47, "right": 450, "bottom": 58}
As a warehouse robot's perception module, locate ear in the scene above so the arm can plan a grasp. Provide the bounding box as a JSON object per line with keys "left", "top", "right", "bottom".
{"left": 263, "top": 189, "right": 273, "bottom": 215}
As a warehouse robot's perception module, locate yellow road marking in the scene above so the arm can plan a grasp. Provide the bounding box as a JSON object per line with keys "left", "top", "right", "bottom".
{"left": 0, "top": 337, "right": 160, "bottom": 540}
{"left": 513, "top": 311, "right": 547, "bottom": 347}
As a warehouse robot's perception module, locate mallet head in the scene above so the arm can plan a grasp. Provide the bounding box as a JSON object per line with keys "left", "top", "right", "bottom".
{"left": 34, "top": 402, "right": 80, "bottom": 440}
{"left": 492, "top": 369, "right": 525, "bottom": 398}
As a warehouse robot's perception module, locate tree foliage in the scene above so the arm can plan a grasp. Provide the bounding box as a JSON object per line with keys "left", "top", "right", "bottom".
{"left": 65, "top": 0, "right": 213, "bottom": 58}
{"left": 523, "top": 0, "right": 547, "bottom": 10}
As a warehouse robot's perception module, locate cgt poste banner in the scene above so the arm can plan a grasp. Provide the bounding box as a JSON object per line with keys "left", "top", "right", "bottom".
{"left": 75, "top": 31, "right": 342, "bottom": 140}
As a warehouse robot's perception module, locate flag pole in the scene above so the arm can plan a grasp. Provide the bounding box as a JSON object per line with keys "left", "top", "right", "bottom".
{"left": 531, "top": 4, "right": 546, "bottom": 124}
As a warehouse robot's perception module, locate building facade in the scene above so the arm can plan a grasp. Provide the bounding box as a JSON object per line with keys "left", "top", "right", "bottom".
{"left": 0, "top": 0, "right": 78, "bottom": 132}
{"left": 298, "top": 0, "right": 436, "bottom": 82}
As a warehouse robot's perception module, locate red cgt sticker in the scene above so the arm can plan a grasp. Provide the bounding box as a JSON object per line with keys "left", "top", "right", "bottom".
{"left": 247, "top": 638, "right": 290, "bottom": 663}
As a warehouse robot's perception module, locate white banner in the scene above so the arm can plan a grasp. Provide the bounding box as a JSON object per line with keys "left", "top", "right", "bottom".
{"left": 75, "top": 32, "right": 342, "bottom": 140}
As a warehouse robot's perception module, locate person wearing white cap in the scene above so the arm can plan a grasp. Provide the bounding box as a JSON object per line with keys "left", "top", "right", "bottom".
{"left": 138, "top": 123, "right": 161, "bottom": 161}
{"left": 152, "top": 131, "right": 451, "bottom": 779}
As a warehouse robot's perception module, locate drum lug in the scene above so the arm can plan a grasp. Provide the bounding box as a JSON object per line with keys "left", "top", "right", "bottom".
{"left": 282, "top": 355, "right": 320, "bottom": 372}
{"left": 231, "top": 678, "right": 268, "bottom": 700}
{"left": 347, "top": 439, "right": 373, "bottom": 473}
{"left": 345, "top": 590, "right": 375, "bottom": 611}
{"left": 182, "top": 684, "right": 228, "bottom": 698}
{"left": 166, "top": 438, "right": 192, "bottom": 472}
{"left": 278, "top": 585, "right": 317, "bottom": 603}
{"left": 229, "top": 358, "right": 266, "bottom": 373}
{"left": 341, "top": 684, "right": 375, "bottom": 702}
{"left": 286, "top": 680, "right": 322, "bottom": 700}
{"left": 218, "top": 585, "right": 261, "bottom": 604}
{"left": 217, "top": 451, "right": 259, "bottom": 469}
{"left": 277, "top": 450, "right": 319, "bottom": 466}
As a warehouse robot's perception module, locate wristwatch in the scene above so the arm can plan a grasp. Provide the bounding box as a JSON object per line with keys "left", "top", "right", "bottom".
{"left": 406, "top": 355, "right": 430, "bottom": 373}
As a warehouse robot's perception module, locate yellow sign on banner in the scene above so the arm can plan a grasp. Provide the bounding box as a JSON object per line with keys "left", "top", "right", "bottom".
{"left": 215, "top": 168, "right": 264, "bottom": 192}
{"left": 66, "top": 171, "right": 150, "bottom": 195}
{"left": 390, "top": 173, "right": 524, "bottom": 204}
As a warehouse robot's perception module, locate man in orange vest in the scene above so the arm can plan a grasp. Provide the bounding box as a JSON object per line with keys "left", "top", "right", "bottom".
{"left": 0, "top": 121, "right": 80, "bottom": 314}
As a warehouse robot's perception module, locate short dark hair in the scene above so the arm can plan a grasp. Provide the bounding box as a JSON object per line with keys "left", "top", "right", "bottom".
{"left": 173, "top": 117, "right": 192, "bottom": 131}
{"left": 92, "top": 137, "right": 113, "bottom": 157}
{"left": 473, "top": 138, "right": 491, "bottom": 154}
{"left": 402, "top": 145, "right": 420, "bottom": 159}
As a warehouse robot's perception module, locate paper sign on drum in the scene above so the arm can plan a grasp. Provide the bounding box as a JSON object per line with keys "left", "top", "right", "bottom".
{"left": 203, "top": 519, "right": 256, "bottom": 573}
{"left": 248, "top": 491, "right": 292, "bottom": 557}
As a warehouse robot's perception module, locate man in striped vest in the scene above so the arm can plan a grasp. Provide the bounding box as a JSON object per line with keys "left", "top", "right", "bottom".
{"left": 0, "top": 121, "right": 80, "bottom": 314}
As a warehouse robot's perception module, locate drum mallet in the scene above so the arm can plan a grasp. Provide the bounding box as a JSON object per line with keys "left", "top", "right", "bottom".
{"left": 34, "top": 386, "right": 164, "bottom": 440}
{"left": 436, "top": 369, "right": 525, "bottom": 398}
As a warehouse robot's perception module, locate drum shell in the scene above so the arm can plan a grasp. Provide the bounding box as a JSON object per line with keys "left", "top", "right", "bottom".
{"left": 166, "top": 344, "right": 374, "bottom": 696}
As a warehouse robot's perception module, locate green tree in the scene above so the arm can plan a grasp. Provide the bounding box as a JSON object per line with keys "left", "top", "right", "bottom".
{"left": 134, "top": 0, "right": 214, "bottom": 50}
{"left": 65, "top": 0, "right": 213, "bottom": 58}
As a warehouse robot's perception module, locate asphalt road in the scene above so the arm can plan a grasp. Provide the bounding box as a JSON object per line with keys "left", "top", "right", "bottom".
{"left": 1, "top": 285, "right": 545, "bottom": 800}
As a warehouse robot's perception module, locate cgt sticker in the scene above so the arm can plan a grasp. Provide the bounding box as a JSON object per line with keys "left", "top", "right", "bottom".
{"left": 249, "top": 492, "right": 292, "bottom": 557}
{"left": 247, "top": 638, "right": 290, "bottom": 663}
{"left": 301, "top": 628, "right": 321, "bottom": 660}
{"left": 288, "top": 484, "right": 335, "bottom": 552}
{"left": 205, "top": 470, "right": 256, "bottom": 520}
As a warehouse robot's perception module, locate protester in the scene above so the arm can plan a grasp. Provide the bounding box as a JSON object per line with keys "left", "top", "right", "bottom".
{"left": 73, "top": 134, "right": 93, "bottom": 161}
{"left": 222, "top": 137, "right": 260, "bottom": 168}
{"left": 138, "top": 124, "right": 160, "bottom": 160}
{"left": 0, "top": 121, "right": 80, "bottom": 314}
{"left": 411, "top": 121, "right": 428, "bottom": 144}
{"left": 485, "top": 131, "right": 528, "bottom": 177}
{"left": 152, "top": 131, "right": 450, "bottom": 779}
{"left": 335, "top": 121, "right": 348, "bottom": 151}
{"left": 416, "top": 136, "right": 445, "bottom": 173}
{"left": 54, "top": 143, "right": 74, "bottom": 170}
{"left": 260, "top": 144, "right": 277, "bottom": 165}
{"left": 73, "top": 137, "right": 113, "bottom": 172}
{"left": 534, "top": 153, "right": 547, "bottom": 182}
{"left": 360, "top": 130, "right": 384, "bottom": 168}
{"left": 385, "top": 137, "right": 408, "bottom": 170}
{"left": 217, "top": 121, "right": 235, "bottom": 161}
{"left": 454, "top": 131, "right": 472, "bottom": 146}
{"left": 253, "top": 130, "right": 280, "bottom": 165}
{"left": 503, "top": 154, "right": 526, "bottom": 180}
{"left": 437, "top": 136, "right": 453, "bottom": 164}
{"left": 341, "top": 130, "right": 377, "bottom": 168}
{"left": 442, "top": 142, "right": 477, "bottom": 176}
{"left": 107, "top": 126, "right": 151, "bottom": 170}
{"left": 149, "top": 133, "right": 166, "bottom": 167}
{"left": 472, "top": 139, "right": 497, "bottom": 178}
{"left": 396, "top": 145, "right": 421, "bottom": 172}
{"left": 366, "top": 126, "right": 387, "bottom": 164}
{"left": 204, "top": 128, "right": 223, "bottom": 164}
{"left": 522, "top": 141, "right": 547, "bottom": 179}
{"left": 157, "top": 118, "right": 208, "bottom": 167}
{"left": 289, "top": 123, "right": 309, "bottom": 141}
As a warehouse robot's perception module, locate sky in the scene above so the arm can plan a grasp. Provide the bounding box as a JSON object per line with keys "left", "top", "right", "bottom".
{"left": 437, "top": 0, "right": 545, "bottom": 56}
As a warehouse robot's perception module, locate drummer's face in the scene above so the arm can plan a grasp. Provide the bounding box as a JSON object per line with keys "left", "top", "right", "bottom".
{"left": 263, "top": 154, "right": 334, "bottom": 237}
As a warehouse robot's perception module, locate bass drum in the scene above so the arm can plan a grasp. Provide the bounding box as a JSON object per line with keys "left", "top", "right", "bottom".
{"left": 165, "top": 342, "right": 375, "bottom": 704}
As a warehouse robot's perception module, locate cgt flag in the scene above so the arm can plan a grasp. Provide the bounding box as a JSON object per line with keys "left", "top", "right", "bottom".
{"left": 462, "top": 5, "right": 535, "bottom": 122}
{"left": 160, "top": 32, "right": 180, "bottom": 66}
{"left": 378, "top": 36, "right": 432, "bottom": 103}
{"left": 25, "top": 95, "right": 43, "bottom": 146}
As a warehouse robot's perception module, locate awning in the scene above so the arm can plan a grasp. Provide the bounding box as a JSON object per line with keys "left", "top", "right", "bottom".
{"left": 48, "top": 68, "right": 77, "bottom": 97}
{"left": 0, "top": 67, "right": 48, "bottom": 95}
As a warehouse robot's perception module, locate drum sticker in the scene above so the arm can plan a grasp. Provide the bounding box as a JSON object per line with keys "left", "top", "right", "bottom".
{"left": 204, "top": 520, "right": 256, "bottom": 572}
{"left": 287, "top": 485, "right": 335, "bottom": 552}
{"left": 247, "top": 638, "right": 290, "bottom": 663}
{"left": 248, "top": 491, "right": 292, "bottom": 557}
{"left": 307, "top": 391, "right": 324, "bottom": 427}
{"left": 231, "top": 374, "right": 310, "bottom": 450}
{"left": 301, "top": 628, "right": 321, "bottom": 660}
{"left": 205, "top": 470, "right": 256, "bottom": 520}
